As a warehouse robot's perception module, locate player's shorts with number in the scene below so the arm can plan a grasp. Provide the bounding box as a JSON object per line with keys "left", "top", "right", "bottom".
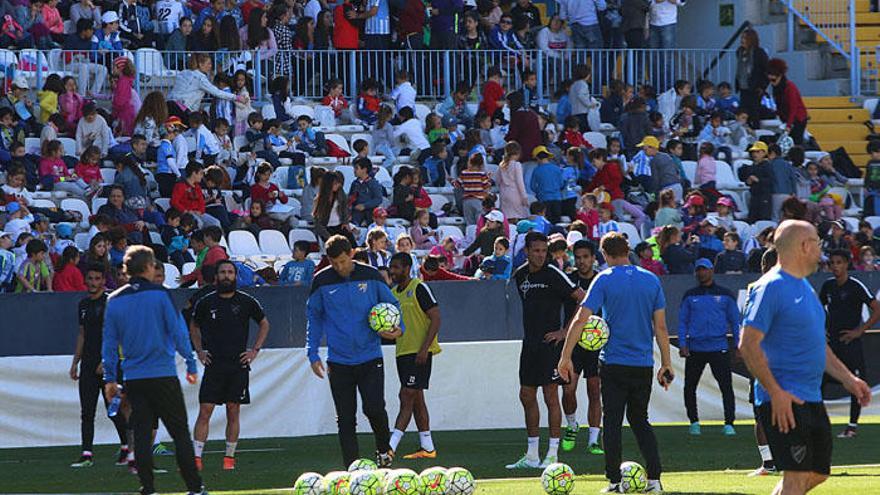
{"left": 519, "top": 342, "right": 565, "bottom": 387}
{"left": 199, "top": 359, "right": 251, "bottom": 405}
{"left": 396, "top": 353, "right": 433, "bottom": 390}
{"left": 571, "top": 345, "right": 599, "bottom": 379}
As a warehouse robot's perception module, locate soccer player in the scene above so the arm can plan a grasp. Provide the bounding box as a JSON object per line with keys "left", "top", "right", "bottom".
{"left": 740, "top": 220, "right": 871, "bottom": 495}
{"left": 102, "top": 246, "right": 206, "bottom": 495}
{"left": 190, "top": 260, "right": 270, "bottom": 471}
{"left": 388, "top": 252, "right": 442, "bottom": 459}
{"left": 560, "top": 239, "right": 603, "bottom": 455}
{"left": 678, "top": 258, "right": 740, "bottom": 436}
{"left": 748, "top": 246, "right": 778, "bottom": 477}
{"left": 506, "top": 231, "right": 584, "bottom": 470}
{"left": 819, "top": 249, "right": 880, "bottom": 439}
{"left": 69, "top": 265, "right": 130, "bottom": 468}
{"left": 306, "top": 235, "right": 403, "bottom": 468}
{"left": 559, "top": 232, "right": 673, "bottom": 493}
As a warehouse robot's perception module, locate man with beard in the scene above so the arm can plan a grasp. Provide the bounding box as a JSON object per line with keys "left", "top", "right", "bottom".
{"left": 190, "top": 260, "right": 270, "bottom": 471}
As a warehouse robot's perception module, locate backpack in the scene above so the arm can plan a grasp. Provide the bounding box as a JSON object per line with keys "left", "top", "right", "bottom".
{"left": 232, "top": 261, "right": 265, "bottom": 287}
{"left": 829, "top": 146, "right": 863, "bottom": 179}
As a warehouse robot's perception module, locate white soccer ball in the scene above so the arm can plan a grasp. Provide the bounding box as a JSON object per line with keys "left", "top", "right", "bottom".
{"left": 324, "top": 470, "right": 352, "bottom": 495}
{"left": 445, "top": 467, "right": 476, "bottom": 495}
{"left": 349, "top": 469, "right": 383, "bottom": 495}
{"left": 619, "top": 461, "right": 647, "bottom": 493}
{"left": 541, "top": 462, "right": 575, "bottom": 494}
{"left": 348, "top": 458, "right": 378, "bottom": 472}
{"left": 369, "top": 302, "right": 401, "bottom": 332}
{"left": 293, "top": 472, "right": 324, "bottom": 495}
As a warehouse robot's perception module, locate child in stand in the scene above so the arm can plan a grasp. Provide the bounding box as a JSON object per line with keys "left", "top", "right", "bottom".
{"left": 160, "top": 209, "right": 194, "bottom": 269}
{"left": 559, "top": 116, "right": 591, "bottom": 151}
{"left": 231, "top": 70, "right": 255, "bottom": 137}
{"left": 250, "top": 162, "right": 295, "bottom": 229}
{"left": 714, "top": 196, "right": 736, "bottom": 232}
{"left": 576, "top": 193, "right": 600, "bottom": 240}
{"left": 694, "top": 142, "right": 717, "bottom": 190}
{"left": 37, "top": 74, "right": 64, "bottom": 124}
{"left": 728, "top": 109, "right": 756, "bottom": 150}
{"left": 111, "top": 56, "right": 137, "bottom": 136}
{"left": 39, "top": 140, "right": 92, "bottom": 199}
{"left": 203, "top": 166, "right": 233, "bottom": 230}
{"left": 716, "top": 82, "right": 740, "bottom": 119}
{"left": 389, "top": 70, "right": 416, "bottom": 115}
{"left": 681, "top": 194, "right": 707, "bottom": 235}
{"left": 155, "top": 117, "right": 182, "bottom": 197}
{"left": 391, "top": 166, "right": 416, "bottom": 221}
{"left": 40, "top": 113, "right": 64, "bottom": 150}
{"left": 475, "top": 236, "right": 512, "bottom": 280}
{"left": 422, "top": 140, "right": 448, "bottom": 188}
{"left": 299, "top": 166, "right": 325, "bottom": 223}
{"left": 357, "top": 79, "right": 381, "bottom": 126}
{"left": 395, "top": 234, "right": 421, "bottom": 279}
{"left": 410, "top": 208, "right": 438, "bottom": 249}
{"left": 555, "top": 80, "right": 573, "bottom": 124}
{"left": 53, "top": 245, "right": 86, "bottom": 292}
{"left": 697, "top": 216, "right": 724, "bottom": 259}
{"left": 75, "top": 102, "right": 115, "bottom": 157}
{"left": 597, "top": 202, "right": 619, "bottom": 237}
{"left": 321, "top": 78, "right": 351, "bottom": 124}
{"left": 291, "top": 115, "right": 327, "bottom": 157}
{"left": 59, "top": 76, "right": 84, "bottom": 135}
{"left": 211, "top": 73, "right": 234, "bottom": 127}
{"left": 864, "top": 140, "right": 880, "bottom": 216}
{"left": 480, "top": 66, "right": 506, "bottom": 122}
{"left": 806, "top": 160, "right": 842, "bottom": 220}
{"left": 654, "top": 188, "right": 683, "bottom": 228}
{"left": 372, "top": 106, "right": 398, "bottom": 171}
{"left": 529, "top": 201, "right": 552, "bottom": 235}
{"left": 74, "top": 145, "right": 103, "bottom": 197}
{"left": 16, "top": 239, "right": 52, "bottom": 293}
{"left": 648, "top": 111, "right": 667, "bottom": 142}
{"left": 190, "top": 111, "right": 221, "bottom": 165}
{"left": 697, "top": 111, "right": 733, "bottom": 164}
{"left": 279, "top": 240, "right": 315, "bottom": 286}
{"left": 695, "top": 79, "right": 717, "bottom": 119}
{"left": 214, "top": 118, "right": 240, "bottom": 175}
{"left": 714, "top": 231, "right": 747, "bottom": 274}
{"left": 425, "top": 113, "right": 448, "bottom": 144}
{"left": 636, "top": 241, "right": 666, "bottom": 276}
{"left": 561, "top": 150, "right": 579, "bottom": 221}
{"left": 607, "top": 137, "right": 625, "bottom": 164}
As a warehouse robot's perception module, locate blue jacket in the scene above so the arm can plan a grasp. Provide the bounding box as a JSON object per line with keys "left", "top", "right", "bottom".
{"left": 306, "top": 263, "right": 404, "bottom": 365}
{"left": 102, "top": 278, "right": 197, "bottom": 382}
{"left": 91, "top": 29, "right": 123, "bottom": 64}
{"left": 530, "top": 162, "right": 564, "bottom": 202}
{"left": 561, "top": 165, "right": 579, "bottom": 200}
{"left": 768, "top": 157, "right": 798, "bottom": 195}
{"left": 678, "top": 283, "right": 740, "bottom": 352}
{"left": 349, "top": 177, "right": 384, "bottom": 211}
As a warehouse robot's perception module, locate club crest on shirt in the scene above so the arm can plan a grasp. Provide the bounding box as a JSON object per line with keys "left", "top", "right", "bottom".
{"left": 210, "top": 309, "right": 218, "bottom": 320}
{"left": 358, "top": 282, "right": 368, "bottom": 293}
{"left": 231, "top": 304, "right": 240, "bottom": 315}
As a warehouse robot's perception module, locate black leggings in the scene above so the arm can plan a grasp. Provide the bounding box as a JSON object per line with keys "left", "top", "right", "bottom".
{"left": 684, "top": 350, "right": 735, "bottom": 425}
{"left": 328, "top": 359, "right": 391, "bottom": 467}
{"left": 78, "top": 361, "right": 128, "bottom": 452}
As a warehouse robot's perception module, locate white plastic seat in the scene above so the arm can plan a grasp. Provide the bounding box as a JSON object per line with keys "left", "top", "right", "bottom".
{"left": 583, "top": 132, "right": 607, "bottom": 149}
{"left": 233, "top": 135, "right": 249, "bottom": 151}
{"left": 374, "top": 167, "right": 392, "bottom": 189}
{"left": 752, "top": 220, "right": 778, "bottom": 236}
{"left": 181, "top": 262, "right": 196, "bottom": 276}
{"left": 865, "top": 216, "right": 880, "bottom": 230}
{"left": 91, "top": 197, "right": 107, "bottom": 213}
{"left": 58, "top": 137, "right": 76, "bottom": 157}
{"left": 60, "top": 198, "right": 91, "bottom": 225}
{"left": 270, "top": 166, "right": 289, "bottom": 188}
{"left": 732, "top": 220, "right": 752, "bottom": 238}
{"left": 154, "top": 197, "right": 171, "bottom": 211}
{"left": 714, "top": 160, "right": 745, "bottom": 189}
{"left": 617, "top": 222, "right": 641, "bottom": 247}
{"left": 163, "top": 263, "right": 180, "bottom": 288}
{"left": 261, "top": 104, "right": 277, "bottom": 120}
{"left": 350, "top": 133, "right": 372, "bottom": 150}
{"left": 681, "top": 161, "right": 697, "bottom": 184}
{"left": 24, "top": 137, "right": 40, "bottom": 155}
{"left": 288, "top": 228, "right": 318, "bottom": 246}
{"left": 428, "top": 194, "right": 448, "bottom": 214}
{"left": 325, "top": 134, "right": 352, "bottom": 155}
{"left": 135, "top": 48, "right": 176, "bottom": 78}
{"left": 437, "top": 225, "right": 463, "bottom": 240}
{"left": 74, "top": 232, "right": 90, "bottom": 251}
{"left": 30, "top": 198, "right": 56, "bottom": 209}
{"left": 334, "top": 165, "right": 356, "bottom": 190}
{"left": 100, "top": 168, "right": 116, "bottom": 185}
{"left": 259, "top": 229, "right": 290, "bottom": 256}
{"left": 314, "top": 105, "right": 336, "bottom": 128}
{"left": 288, "top": 104, "right": 315, "bottom": 120}
{"left": 414, "top": 104, "right": 431, "bottom": 129}
{"left": 228, "top": 230, "right": 262, "bottom": 256}
{"left": 842, "top": 217, "right": 860, "bottom": 232}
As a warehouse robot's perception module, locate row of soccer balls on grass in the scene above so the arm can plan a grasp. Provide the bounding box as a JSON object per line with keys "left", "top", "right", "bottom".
{"left": 292, "top": 458, "right": 647, "bottom": 495}
{"left": 371, "top": 304, "right": 610, "bottom": 352}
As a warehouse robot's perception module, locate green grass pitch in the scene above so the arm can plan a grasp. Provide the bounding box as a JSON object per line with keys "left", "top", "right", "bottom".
{"left": 1, "top": 419, "right": 877, "bottom": 494}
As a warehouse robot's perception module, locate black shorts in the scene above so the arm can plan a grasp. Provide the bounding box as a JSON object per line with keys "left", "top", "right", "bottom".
{"left": 199, "top": 360, "right": 250, "bottom": 405}
{"left": 756, "top": 402, "right": 832, "bottom": 475}
{"left": 830, "top": 344, "right": 865, "bottom": 376}
{"left": 571, "top": 345, "right": 599, "bottom": 379}
{"left": 519, "top": 342, "right": 564, "bottom": 387}
{"left": 396, "top": 353, "right": 433, "bottom": 390}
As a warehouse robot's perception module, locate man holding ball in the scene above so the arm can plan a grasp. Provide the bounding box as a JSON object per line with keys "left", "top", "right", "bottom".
{"left": 307, "top": 235, "right": 404, "bottom": 468}
{"left": 558, "top": 232, "right": 673, "bottom": 493}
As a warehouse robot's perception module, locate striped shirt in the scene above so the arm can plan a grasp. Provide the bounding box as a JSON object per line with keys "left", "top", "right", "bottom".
{"left": 630, "top": 150, "right": 652, "bottom": 177}
{"left": 597, "top": 220, "right": 620, "bottom": 237}
{"left": 459, "top": 170, "right": 491, "bottom": 200}
{"left": 364, "top": 0, "right": 391, "bottom": 35}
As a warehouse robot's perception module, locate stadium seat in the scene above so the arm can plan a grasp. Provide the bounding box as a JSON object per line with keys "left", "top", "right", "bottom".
{"left": 58, "top": 137, "right": 76, "bottom": 157}
{"left": 752, "top": 220, "right": 777, "bottom": 236}
{"left": 135, "top": 48, "right": 177, "bottom": 83}
{"left": 866, "top": 216, "right": 880, "bottom": 230}
{"left": 437, "top": 225, "right": 463, "bottom": 240}
{"left": 60, "top": 198, "right": 90, "bottom": 227}
{"left": 314, "top": 105, "right": 336, "bottom": 128}
{"left": 100, "top": 169, "right": 116, "bottom": 185}
{"left": 386, "top": 225, "right": 406, "bottom": 242}
{"left": 842, "top": 217, "right": 860, "bottom": 232}
{"left": 414, "top": 104, "right": 431, "bottom": 129}
{"left": 350, "top": 133, "right": 372, "bottom": 150}
{"left": 181, "top": 262, "right": 196, "bottom": 276}
{"left": 154, "top": 197, "right": 171, "bottom": 212}
{"left": 74, "top": 232, "right": 90, "bottom": 251}
{"left": 228, "top": 230, "right": 262, "bottom": 256}
{"left": 289, "top": 228, "right": 318, "bottom": 246}
{"left": 428, "top": 194, "right": 448, "bottom": 214}
{"left": 618, "top": 222, "right": 641, "bottom": 247}
{"left": 733, "top": 220, "right": 752, "bottom": 238}
{"left": 270, "top": 166, "right": 289, "bottom": 188}
{"left": 374, "top": 167, "right": 392, "bottom": 189}
{"left": 24, "top": 137, "right": 40, "bottom": 155}
{"left": 163, "top": 263, "right": 180, "bottom": 288}
{"left": 288, "top": 104, "right": 315, "bottom": 120}
{"left": 259, "top": 229, "right": 290, "bottom": 256}
{"left": 583, "top": 132, "right": 606, "bottom": 149}
{"left": 233, "top": 135, "right": 249, "bottom": 151}
{"left": 0, "top": 49, "right": 17, "bottom": 70}
{"left": 149, "top": 231, "right": 162, "bottom": 245}
{"left": 714, "top": 161, "right": 746, "bottom": 189}
{"left": 261, "top": 104, "right": 277, "bottom": 120}
{"left": 334, "top": 165, "right": 356, "bottom": 190}
{"left": 325, "top": 134, "right": 352, "bottom": 155}
{"left": 465, "top": 224, "right": 477, "bottom": 240}
{"left": 681, "top": 161, "right": 697, "bottom": 184}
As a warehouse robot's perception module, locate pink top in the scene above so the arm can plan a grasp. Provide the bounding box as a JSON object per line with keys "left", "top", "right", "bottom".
{"left": 59, "top": 92, "right": 84, "bottom": 131}
{"left": 239, "top": 26, "right": 278, "bottom": 61}
{"left": 42, "top": 5, "right": 64, "bottom": 33}
{"left": 695, "top": 155, "right": 716, "bottom": 186}
{"left": 112, "top": 74, "right": 134, "bottom": 110}
{"left": 75, "top": 163, "right": 102, "bottom": 184}
{"left": 39, "top": 157, "right": 71, "bottom": 183}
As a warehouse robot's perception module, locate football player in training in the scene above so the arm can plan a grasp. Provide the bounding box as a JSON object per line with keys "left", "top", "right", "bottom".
{"left": 560, "top": 240, "right": 604, "bottom": 455}
{"left": 507, "top": 231, "right": 585, "bottom": 469}
{"left": 190, "top": 260, "right": 270, "bottom": 471}
{"left": 388, "top": 252, "right": 442, "bottom": 459}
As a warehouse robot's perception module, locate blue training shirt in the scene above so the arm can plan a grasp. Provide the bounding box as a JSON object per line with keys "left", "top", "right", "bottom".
{"left": 582, "top": 264, "right": 665, "bottom": 367}
{"left": 741, "top": 267, "right": 826, "bottom": 405}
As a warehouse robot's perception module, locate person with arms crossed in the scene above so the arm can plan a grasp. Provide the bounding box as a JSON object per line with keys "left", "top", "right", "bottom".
{"left": 818, "top": 249, "right": 880, "bottom": 439}
{"left": 560, "top": 239, "right": 604, "bottom": 455}
{"left": 306, "top": 235, "right": 404, "bottom": 468}
{"left": 388, "top": 252, "right": 442, "bottom": 459}
{"left": 740, "top": 220, "right": 872, "bottom": 495}
{"left": 190, "top": 260, "right": 270, "bottom": 471}
{"left": 678, "top": 258, "right": 741, "bottom": 436}
{"left": 558, "top": 232, "right": 673, "bottom": 493}
{"left": 506, "top": 231, "right": 584, "bottom": 470}
{"left": 70, "top": 265, "right": 131, "bottom": 469}
{"left": 102, "top": 246, "right": 206, "bottom": 495}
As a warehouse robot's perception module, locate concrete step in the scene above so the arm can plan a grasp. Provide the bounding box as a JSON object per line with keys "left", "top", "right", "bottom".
{"left": 819, "top": 140, "right": 871, "bottom": 154}
{"left": 803, "top": 96, "right": 857, "bottom": 107}
{"left": 809, "top": 123, "right": 868, "bottom": 141}
{"left": 808, "top": 107, "right": 870, "bottom": 123}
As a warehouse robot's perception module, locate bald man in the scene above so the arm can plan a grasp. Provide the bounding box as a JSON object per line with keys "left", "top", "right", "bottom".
{"left": 739, "top": 220, "right": 872, "bottom": 495}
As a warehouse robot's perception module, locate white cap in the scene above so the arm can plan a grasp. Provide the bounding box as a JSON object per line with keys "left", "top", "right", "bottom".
{"left": 566, "top": 231, "right": 583, "bottom": 246}
{"left": 11, "top": 75, "right": 28, "bottom": 90}
{"left": 485, "top": 210, "right": 504, "bottom": 223}
{"left": 102, "top": 11, "right": 119, "bottom": 24}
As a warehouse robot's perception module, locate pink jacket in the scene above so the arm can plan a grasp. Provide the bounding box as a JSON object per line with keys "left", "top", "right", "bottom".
{"left": 695, "top": 155, "right": 716, "bottom": 186}
{"left": 41, "top": 5, "right": 64, "bottom": 33}
{"left": 239, "top": 26, "right": 277, "bottom": 61}
{"left": 410, "top": 224, "right": 436, "bottom": 250}
{"left": 59, "top": 92, "right": 84, "bottom": 133}
{"left": 39, "top": 157, "right": 71, "bottom": 183}
{"left": 112, "top": 74, "right": 136, "bottom": 136}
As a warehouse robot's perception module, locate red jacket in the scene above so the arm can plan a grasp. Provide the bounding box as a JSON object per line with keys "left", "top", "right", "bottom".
{"left": 576, "top": 209, "right": 600, "bottom": 240}
{"left": 505, "top": 108, "right": 542, "bottom": 160}
{"left": 420, "top": 266, "right": 471, "bottom": 281}
{"left": 585, "top": 161, "right": 624, "bottom": 201}
{"left": 321, "top": 95, "right": 349, "bottom": 117}
{"left": 398, "top": 0, "right": 425, "bottom": 38}
{"left": 480, "top": 80, "right": 505, "bottom": 117}
{"left": 776, "top": 80, "right": 808, "bottom": 127}
{"left": 171, "top": 181, "right": 206, "bottom": 214}
{"left": 53, "top": 263, "right": 86, "bottom": 292}
{"left": 181, "top": 245, "right": 228, "bottom": 285}
{"left": 333, "top": 3, "right": 359, "bottom": 49}
{"left": 413, "top": 186, "right": 432, "bottom": 209}
{"left": 240, "top": 0, "right": 265, "bottom": 27}
{"left": 250, "top": 182, "right": 288, "bottom": 208}
{"left": 561, "top": 130, "right": 591, "bottom": 149}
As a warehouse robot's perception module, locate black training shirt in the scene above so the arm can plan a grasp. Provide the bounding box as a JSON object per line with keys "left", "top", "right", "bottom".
{"left": 512, "top": 263, "right": 576, "bottom": 344}
{"left": 78, "top": 293, "right": 108, "bottom": 363}
{"left": 193, "top": 291, "right": 265, "bottom": 359}
{"left": 564, "top": 271, "right": 598, "bottom": 323}
{"left": 819, "top": 276, "right": 873, "bottom": 340}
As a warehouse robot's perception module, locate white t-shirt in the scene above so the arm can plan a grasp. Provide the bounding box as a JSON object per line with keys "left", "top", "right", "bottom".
{"left": 650, "top": 0, "right": 684, "bottom": 27}
{"left": 303, "top": 0, "right": 322, "bottom": 22}
{"left": 5, "top": 216, "right": 34, "bottom": 241}
{"left": 390, "top": 82, "right": 416, "bottom": 113}
{"left": 1, "top": 184, "right": 34, "bottom": 206}
{"left": 393, "top": 119, "right": 430, "bottom": 151}
{"left": 155, "top": 0, "right": 186, "bottom": 34}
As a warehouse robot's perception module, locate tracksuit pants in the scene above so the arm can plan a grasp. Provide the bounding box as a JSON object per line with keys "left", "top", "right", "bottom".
{"left": 601, "top": 364, "right": 662, "bottom": 483}
{"left": 125, "top": 377, "right": 202, "bottom": 495}
{"left": 78, "top": 360, "right": 128, "bottom": 452}
{"left": 684, "top": 350, "right": 736, "bottom": 425}
{"left": 328, "top": 358, "right": 391, "bottom": 466}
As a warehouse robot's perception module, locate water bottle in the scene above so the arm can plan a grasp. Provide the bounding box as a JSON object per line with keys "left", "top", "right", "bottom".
{"left": 107, "top": 387, "right": 123, "bottom": 417}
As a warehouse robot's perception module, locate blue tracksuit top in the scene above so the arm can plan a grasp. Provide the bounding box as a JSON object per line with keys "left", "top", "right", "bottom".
{"left": 677, "top": 282, "right": 741, "bottom": 352}
{"left": 530, "top": 162, "right": 564, "bottom": 202}
{"left": 102, "top": 277, "right": 197, "bottom": 382}
{"left": 306, "top": 262, "right": 404, "bottom": 365}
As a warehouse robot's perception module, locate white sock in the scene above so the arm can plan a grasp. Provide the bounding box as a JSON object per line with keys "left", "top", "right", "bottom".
{"left": 193, "top": 440, "right": 205, "bottom": 458}
{"left": 565, "top": 414, "right": 578, "bottom": 429}
{"left": 547, "top": 438, "right": 560, "bottom": 458}
{"left": 82, "top": 450, "right": 93, "bottom": 457}
{"left": 758, "top": 444, "right": 772, "bottom": 462}
{"left": 848, "top": 423, "right": 858, "bottom": 428}
{"left": 126, "top": 450, "right": 134, "bottom": 462}
{"left": 225, "top": 441, "right": 237, "bottom": 458}
{"left": 389, "top": 429, "right": 405, "bottom": 451}
{"left": 526, "top": 436, "right": 540, "bottom": 460}
{"left": 419, "top": 431, "right": 435, "bottom": 452}
{"left": 588, "top": 427, "right": 601, "bottom": 445}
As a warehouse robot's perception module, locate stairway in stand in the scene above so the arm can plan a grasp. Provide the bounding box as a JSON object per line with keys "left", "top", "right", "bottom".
{"left": 803, "top": 96, "right": 871, "bottom": 168}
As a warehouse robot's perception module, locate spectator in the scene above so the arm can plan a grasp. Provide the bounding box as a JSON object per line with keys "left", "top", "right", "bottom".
{"left": 557, "top": 0, "right": 605, "bottom": 49}
{"left": 42, "top": 0, "right": 64, "bottom": 43}
{"left": 489, "top": 13, "right": 526, "bottom": 66}
{"left": 231, "top": 199, "right": 280, "bottom": 237}
{"left": 111, "top": 57, "right": 137, "bottom": 136}
{"left": 428, "top": 0, "right": 464, "bottom": 50}
{"left": 410, "top": 209, "right": 438, "bottom": 249}
{"left": 596, "top": 202, "right": 619, "bottom": 237}
{"left": 658, "top": 224, "right": 699, "bottom": 274}
{"left": 621, "top": 0, "right": 650, "bottom": 48}
{"left": 98, "top": 185, "right": 146, "bottom": 242}
{"left": 512, "top": 0, "right": 543, "bottom": 29}
{"left": 636, "top": 240, "right": 666, "bottom": 276}
{"left": 117, "top": 0, "right": 154, "bottom": 49}
{"left": 642, "top": 136, "right": 681, "bottom": 200}
{"left": 75, "top": 102, "right": 114, "bottom": 156}
{"left": 767, "top": 58, "right": 809, "bottom": 145}
{"left": 506, "top": 91, "right": 542, "bottom": 184}
{"left": 496, "top": 141, "right": 530, "bottom": 222}
{"left": 480, "top": 66, "right": 506, "bottom": 121}
{"left": 458, "top": 10, "right": 488, "bottom": 49}
{"left": 279, "top": 240, "right": 315, "bottom": 286}
{"left": 714, "top": 231, "right": 747, "bottom": 274}
{"left": 437, "top": 82, "right": 475, "bottom": 128}
{"left": 649, "top": 0, "right": 684, "bottom": 49}
{"left": 0, "top": 232, "right": 14, "bottom": 292}
{"left": 654, "top": 188, "right": 682, "bottom": 228}
{"left": 16, "top": 239, "right": 52, "bottom": 293}
{"left": 168, "top": 54, "right": 240, "bottom": 118}
{"left": 601, "top": 80, "right": 626, "bottom": 127}
{"left": 569, "top": 64, "right": 595, "bottom": 133}
{"left": 314, "top": 9, "right": 333, "bottom": 49}
{"left": 421, "top": 254, "right": 471, "bottom": 281}
{"left": 393, "top": 106, "right": 430, "bottom": 162}
{"left": 739, "top": 141, "right": 773, "bottom": 222}
{"left": 313, "top": 171, "right": 355, "bottom": 244}
{"left": 70, "top": 0, "right": 101, "bottom": 29}
{"left": 463, "top": 210, "right": 506, "bottom": 257}
{"left": 619, "top": 97, "right": 651, "bottom": 156}
{"left": 189, "top": 15, "right": 218, "bottom": 51}
{"left": 455, "top": 153, "right": 492, "bottom": 225}
{"left": 390, "top": 165, "right": 416, "bottom": 221}
{"left": 240, "top": 8, "right": 277, "bottom": 62}
{"left": 60, "top": 76, "right": 86, "bottom": 136}
{"left": 272, "top": 5, "right": 294, "bottom": 78}
{"left": 735, "top": 29, "right": 769, "bottom": 128}
{"left": 181, "top": 225, "right": 228, "bottom": 286}
{"left": 92, "top": 11, "right": 123, "bottom": 68}
{"left": 37, "top": 75, "right": 63, "bottom": 125}
{"left": 537, "top": 15, "right": 571, "bottom": 84}
{"left": 530, "top": 146, "right": 564, "bottom": 223}
{"left": 171, "top": 162, "right": 219, "bottom": 228}
{"left": 332, "top": 0, "right": 359, "bottom": 50}
{"left": 53, "top": 245, "right": 86, "bottom": 292}
{"left": 768, "top": 144, "right": 798, "bottom": 222}
{"left": 64, "top": 19, "right": 108, "bottom": 96}
{"left": 39, "top": 140, "right": 92, "bottom": 199}
{"left": 349, "top": 158, "right": 384, "bottom": 226}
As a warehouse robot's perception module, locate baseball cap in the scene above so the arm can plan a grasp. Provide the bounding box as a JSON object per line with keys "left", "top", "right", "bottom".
{"left": 5, "top": 201, "right": 20, "bottom": 214}
{"left": 102, "top": 11, "right": 119, "bottom": 24}
{"left": 164, "top": 116, "right": 187, "bottom": 130}
{"left": 716, "top": 196, "right": 735, "bottom": 208}
{"left": 695, "top": 258, "right": 714, "bottom": 270}
{"left": 636, "top": 136, "right": 660, "bottom": 148}
{"left": 372, "top": 207, "right": 388, "bottom": 218}
{"left": 11, "top": 75, "right": 28, "bottom": 91}
{"left": 55, "top": 223, "right": 73, "bottom": 239}
{"left": 566, "top": 231, "right": 583, "bottom": 246}
{"left": 32, "top": 213, "right": 48, "bottom": 224}
{"left": 684, "top": 195, "right": 705, "bottom": 207}
{"left": 531, "top": 145, "right": 554, "bottom": 160}
{"left": 516, "top": 219, "right": 536, "bottom": 234}
{"left": 749, "top": 141, "right": 769, "bottom": 153}
{"left": 706, "top": 216, "right": 720, "bottom": 227}
{"left": 485, "top": 210, "right": 504, "bottom": 223}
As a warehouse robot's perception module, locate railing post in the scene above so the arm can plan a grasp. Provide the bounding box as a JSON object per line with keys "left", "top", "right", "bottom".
{"left": 536, "top": 51, "right": 544, "bottom": 104}
{"left": 626, "top": 49, "right": 634, "bottom": 87}
{"left": 349, "top": 50, "right": 358, "bottom": 100}
{"left": 787, "top": 4, "right": 795, "bottom": 52}
{"left": 253, "top": 51, "right": 262, "bottom": 101}
{"left": 850, "top": 0, "right": 860, "bottom": 96}
{"left": 134, "top": 54, "right": 140, "bottom": 97}
{"left": 443, "top": 50, "right": 451, "bottom": 99}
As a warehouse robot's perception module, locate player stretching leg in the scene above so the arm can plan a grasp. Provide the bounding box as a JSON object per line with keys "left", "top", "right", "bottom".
{"left": 561, "top": 240, "right": 603, "bottom": 455}
{"left": 69, "top": 266, "right": 130, "bottom": 468}
{"left": 388, "top": 253, "right": 442, "bottom": 459}
{"left": 507, "top": 232, "right": 584, "bottom": 469}
{"left": 740, "top": 221, "right": 871, "bottom": 495}
{"left": 559, "top": 233, "right": 672, "bottom": 493}
{"left": 190, "top": 261, "right": 270, "bottom": 471}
